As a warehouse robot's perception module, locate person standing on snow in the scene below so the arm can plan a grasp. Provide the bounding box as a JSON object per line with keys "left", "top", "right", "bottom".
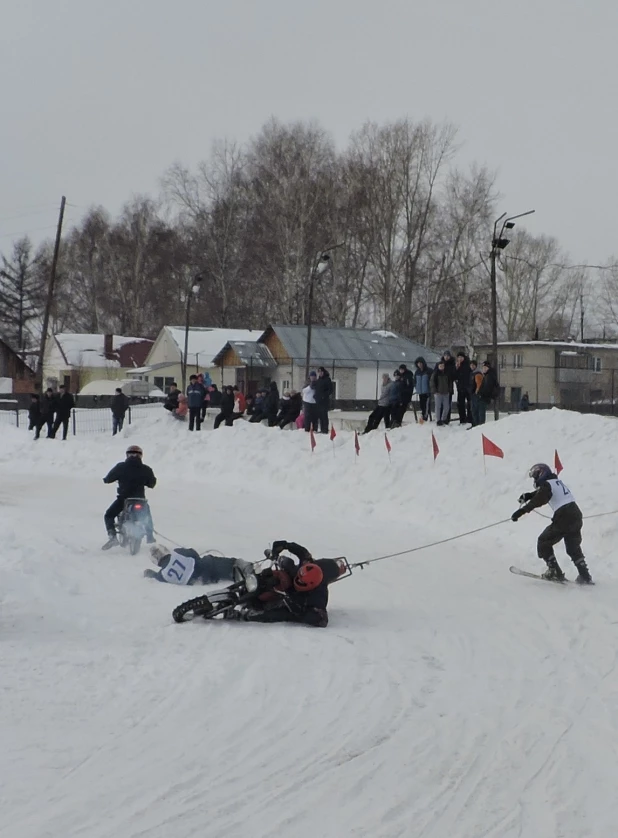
{"left": 102, "top": 444, "right": 157, "bottom": 549}
{"left": 455, "top": 352, "right": 472, "bottom": 425}
{"left": 363, "top": 373, "right": 393, "bottom": 434}
{"left": 111, "top": 387, "right": 129, "bottom": 435}
{"left": 314, "top": 367, "right": 333, "bottom": 434}
{"left": 413, "top": 358, "right": 431, "bottom": 422}
{"left": 50, "top": 384, "right": 75, "bottom": 440}
{"left": 302, "top": 371, "right": 319, "bottom": 432}
{"left": 431, "top": 360, "right": 452, "bottom": 426}
{"left": 511, "top": 463, "right": 592, "bottom": 583}
{"left": 186, "top": 375, "right": 206, "bottom": 431}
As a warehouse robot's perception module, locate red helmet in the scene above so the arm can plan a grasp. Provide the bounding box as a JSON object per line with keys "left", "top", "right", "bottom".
{"left": 293, "top": 562, "right": 323, "bottom": 592}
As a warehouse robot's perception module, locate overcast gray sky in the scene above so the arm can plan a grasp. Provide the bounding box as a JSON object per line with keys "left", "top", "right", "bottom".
{"left": 2, "top": 0, "right": 616, "bottom": 263}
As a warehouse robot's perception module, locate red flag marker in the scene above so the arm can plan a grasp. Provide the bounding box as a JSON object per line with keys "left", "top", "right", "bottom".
{"left": 354, "top": 431, "right": 360, "bottom": 456}
{"left": 384, "top": 433, "right": 392, "bottom": 454}
{"left": 330, "top": 425, "right": 337, "bottom": 441}
{"left": 554, "top": 449, "right": 563, "bottom": 475}
{"left": 482, "top": 434, "right": 504, "bottom": 459}
{"left": 431, "top": 431, "right": 439, "bottom": 461}
{"left": 310, "top": 427, "right": 316, "bottom": 452}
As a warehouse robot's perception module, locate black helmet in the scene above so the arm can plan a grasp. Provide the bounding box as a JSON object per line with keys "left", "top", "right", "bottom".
{"left": 529, "top": 463, "right": 552, "bottom": 485}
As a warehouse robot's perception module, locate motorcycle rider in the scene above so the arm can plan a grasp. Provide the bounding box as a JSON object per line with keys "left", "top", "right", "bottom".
{"left": 231, "top": 540, "right": 345, "bottom": 627}
{"left": 145, "top": 544, "right": 251, "bottom": 585}
{"left": 102, "top": 445, "right": 157, "bottom": 550}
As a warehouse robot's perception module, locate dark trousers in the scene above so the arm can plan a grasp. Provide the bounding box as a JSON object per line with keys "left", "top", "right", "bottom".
{"left": 245, "top": 605, "right": 328, "bottom": 628}
{"left": 457, "top": 389, "right": 472, "bottom": 424}
{"left": 104, "top": 497, "right": 154, "bottom": 539}
{"left": 364, "top": 405, "right": 390, "bottom": 433}
{"left": 112, "top": 414, "right": 125, "bottom": 435}
{"left": 279, "top": 413, "right": 300, "bottom": 429}
{"left": 470, "top": 394, "right": 480, "bottom": 426}
{"left": 538, "top": 503, "right": 584, "bottom": 564}
{"left": 303, "top": 403, "right": 319, "bottom": 432}
{"left": 390, "top": 401, "right": 410, "bottom": 428}
{"left": 226, "top": 412, "right": 244, "bottom": 426}
{"left": 316, "top": 405, "right": 329, "bottom": 433}
{"left": 477, "top": 399, "right": 488, "bottom": 425}
{"left": 51, "top": 416, "right": 70, "bottom": 440}
{"left": 418, "top": 394, "right": 429, "bottom": 421}
{"left": 214, "top": 412, "right": 230, "bottom": 428}
{"left": 188, "top": 407, "right": 202, "bottom": 431}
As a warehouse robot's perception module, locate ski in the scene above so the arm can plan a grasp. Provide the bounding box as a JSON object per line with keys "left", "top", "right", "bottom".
{"left": 509, "top": 566, "right": 570, "bottom": 583}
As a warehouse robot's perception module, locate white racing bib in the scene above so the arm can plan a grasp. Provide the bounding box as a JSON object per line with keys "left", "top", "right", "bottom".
{"left": 547, "top": 479, "right": 575, "bottom": 512}
{"left": 160, "top": 550, "right": 195, "bottom": 585}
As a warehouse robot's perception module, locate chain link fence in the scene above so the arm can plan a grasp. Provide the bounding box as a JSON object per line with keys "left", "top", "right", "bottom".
{"left": 0, "top": 402, "right": 164, "bottom": 435}
{"left": 496, "top": 364, "right": 618, "bottom": 415}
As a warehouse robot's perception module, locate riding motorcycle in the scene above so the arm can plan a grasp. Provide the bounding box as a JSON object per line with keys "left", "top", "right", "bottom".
{"left": 172, "top": 554, "right": 351, "bottom": 624}
{"left": 118, "top": 498, "right": 151, "bottom": 555}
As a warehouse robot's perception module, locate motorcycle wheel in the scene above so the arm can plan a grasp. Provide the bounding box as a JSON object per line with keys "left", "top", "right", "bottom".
{"left": 172, "top": 595, "right": 235, "bottom": 624}
{"left": 129, "top": 536, "right": 142, "bottom": 556}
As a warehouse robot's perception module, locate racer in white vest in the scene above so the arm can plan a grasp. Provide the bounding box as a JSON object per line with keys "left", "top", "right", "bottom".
{"left": 511, "top": 463, "right": 592, "bottom": 583}
{"left": 144, "top": 545, "right": 253, "bottom": 586}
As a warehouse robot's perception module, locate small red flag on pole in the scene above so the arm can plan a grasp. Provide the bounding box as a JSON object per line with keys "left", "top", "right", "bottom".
{"left": 481, "top": 434, "right": 504, "bottom": 459}
{"left": 554, "top": 449, "right": 563, "bottom": 475}
{"left": 354, "top": 431, "right": 360, "bottom": 457}
{"left": 384, "top": 433, "right": 392, "bottom": 454}
{"left": 310, "top": 427, "right": 316, "bottom": 453}
{"left": 330, "top": 425, "right": 337, "bottom": 441}
{"left": 431, "top": 431, "right": 439, "bottom": 462}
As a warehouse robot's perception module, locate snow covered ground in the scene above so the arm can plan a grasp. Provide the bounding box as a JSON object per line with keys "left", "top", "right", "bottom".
{"left": 1, "top": 408, "right": 618, "bottom": 838}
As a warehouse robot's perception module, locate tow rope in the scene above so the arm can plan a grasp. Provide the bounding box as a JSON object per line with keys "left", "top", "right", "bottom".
{"left": 351, "top": 518, "right": 512, "bottom": 570}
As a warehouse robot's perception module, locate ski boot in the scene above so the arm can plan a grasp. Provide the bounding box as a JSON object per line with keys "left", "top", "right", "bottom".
{"left": 573, "top": 558, "right": 594, "bottom": 585}
{"left": 101, "top": 534, "right": 119, "bottom": 551}
{"left": 541, "top": 558, "right": 566, "bottom": 582}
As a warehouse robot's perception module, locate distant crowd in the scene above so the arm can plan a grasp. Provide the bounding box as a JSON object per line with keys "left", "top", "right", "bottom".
{"left": 28, "top": 386, "right": 76, "bottom": 440}
{"left": 161, "top": 352, "right": 504, "bottom": 437}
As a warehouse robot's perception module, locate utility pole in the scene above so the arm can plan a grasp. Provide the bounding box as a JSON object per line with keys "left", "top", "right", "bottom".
{"left": 37, "top": 196, "right": 66, "bottom": 390}
{"left": 304, "top": 243, "right": 344, "bottom": 382}
{"left": 579, "top": 292, "right": 585, "bottom": 343}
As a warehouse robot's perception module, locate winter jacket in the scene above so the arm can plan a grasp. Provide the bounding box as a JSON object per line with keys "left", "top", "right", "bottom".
{"left": 302, "top": 383, "right": 316, "bottom": 404}
{"left": 264, "top": 383, "right": 280, "bottom": 417}
{"left": 186, "top": 382, "right": 206, "bottom": 409}
{"left": 111, "top": 393, "right": 129, "bottom": 418}
{"left": 436, "top": 356, "right": 456, "bottom": 389}
{"left": 103, "top": 457, "right": 157, "bottom": 499}
{"left": 233, "top": 391, "right": 246, "bottom": 413}
{"left": 279, "top": 392, "right": 302, "bottom": 421}
{"left": 314, "top": 372, "right": 333, "bottom": 407}
{"left": 55, "top": 392, "right": 75, "bottom": 418}
{"left": 208, "top": 387, "right": 222, "bottom": 407}
{"left": 378, "top": 379, "right": 393, "bottom": 407}
{"left": 413, "top": 358, "right": 431, "bottom": 395}
{"left": 398, "top": 368, "right": 415, "bottom": 401}
{"left": 478, "top": 367, "right": 499, "bottom": 403}
{"left": 164, "top": 389, "right": 180, "bottom": 411}
{"left": 219, "top": 391, "right": 234, "bottom": 416}
{"left": 389, "top": 379, "right": 402, "bottom": 405}
{"left": 455, "top": 357, "right": 472, "bottom": 394}
{"left": 40, "top": 394, "right": 55, "bottom": 418}
{"left": 431, "top": 369, "right": 451, "bottom": 396}
{"left": 470, "top": 370, "right": 484, "bottom": 394}
{"left": 28, "top": 402, "right": 41, "bottom": 424}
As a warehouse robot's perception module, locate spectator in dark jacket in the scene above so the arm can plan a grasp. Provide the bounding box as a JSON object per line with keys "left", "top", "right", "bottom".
{"left": 390, "top": 363, "right": 414, "bottom": 427}
{"left": 314, "top": 367, "right": 333, "bottom": 433}
{"left": 469, "top": 360, "right": 484, "bottom": 427}
{"left": 414, "top": 358, "right": 431, "bottom": 422}
{"left": 207, "top": 384, "right": 222, "bottom": 408}
{"left": 50, "top": 385, "right": 75, "bottom": 440}
{"left": 431, "top": 361, "right": 452, "bottom": 426}
{"left": 264, "top": 381, "right": 280, "bottom": 426}
{"left": 186, "top": 375, "right": 206, "bottom": 431}
{"left": 214, "top": 386, "right": 235, "bottom": 428}
{"left": 164, "top": 383, "right": 180, "bottom": 412}
{"left": 455, "top": 352, "right": 473, "bottom": 426}
{"left": 28, "top": 394, "right": 43, "bottom": 439}
{"left": 434, "top": 351, "right": 455, "bottom": 425}
{"left": 40, "top": 388, "right": 56, "bottom": 438}
{"left": 278, "top": 390, "right": 302, "bottom": 429}
{"left": 111, "top": 388, "right": 129, "bottom": 435}
{"left": 476, "top": 361, "right": 499, "bottom": 425}
{"left": 363, "top": 373, "right": 394, "bottom": 433}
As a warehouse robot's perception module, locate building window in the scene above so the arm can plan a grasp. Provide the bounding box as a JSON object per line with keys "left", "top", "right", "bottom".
{"left": 590, "top": 389, "right": 604, "bottom": 403}
{"left": 513, "top": 353, "right": 523, "bottom": 369}
{"left": 154, "top": 376, "right": 164, "bottom": 391}
{"left": 499, "top": 354, "right": 507, "bottom": 369}
{"left": 164, "top": 377, "right": 175, "bottom": 391}
{"left": 511, "top": 386, "right": 522, "bottom": 405}
{"left": 591, "top": 357, "right": 602, "bottom": 373}
{"left": 282, "top": 379, "right": 290, "bottom": 391}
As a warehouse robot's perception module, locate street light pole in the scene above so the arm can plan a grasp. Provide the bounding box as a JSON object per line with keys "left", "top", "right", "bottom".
{"left": 490, "top": 209, "right": 535, "bottom": 420}
{"left": 181, "top": 274, "right": 204, "bottom": 392}
{"left": 304, "top": 244, "right": 344, "bottom": 382}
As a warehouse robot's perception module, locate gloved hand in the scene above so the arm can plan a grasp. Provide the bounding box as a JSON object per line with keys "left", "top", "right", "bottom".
{"left": 271, "top": 540, "right": 288, "bottom": 557}
{"left": 511, "top": 509, "right": 524, "bottom": 522}
{"left": 518, "top": 492, "right": 533, "bottom": 504}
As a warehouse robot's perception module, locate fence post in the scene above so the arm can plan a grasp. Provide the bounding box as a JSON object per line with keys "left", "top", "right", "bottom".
{"left": 375, "top": 360, "right": 379, "bottom": 400}
{"left": 72, "top": 409, "right": 76, "bottom": 436}
{"left": 16, "top": 408, "right": 19, "bottom": 428}
{"left": 128, "top": 405, "right": 132, "bottom": 425}
{"left": 612, "top": 370, "right": 615, "bottom": 416}
{"left": 535, "top": 366, "right": 539, "bottom": 406}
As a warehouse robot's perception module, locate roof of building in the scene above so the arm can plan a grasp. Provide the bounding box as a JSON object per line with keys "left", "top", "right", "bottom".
{"left": 476, "top": 340, "right": 618, "bottom": 351}
{"left": 165, "top": 327, "right": 263, "bottom": 366}
{"left": 212, "top": 341, "right": 276, "bottom": 368}
{"left": 53, "top": 334, "right": 152, "bottom": 368}
{"left": 0, "top": 335, "right": 36, "bottom": 375}
{"left": 264, "top": 325, "right": 441, "bottom": 367}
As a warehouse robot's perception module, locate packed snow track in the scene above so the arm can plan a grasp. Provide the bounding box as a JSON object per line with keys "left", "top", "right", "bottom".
{"left": 1, "top": 409, "right": 618, "bottom": 838}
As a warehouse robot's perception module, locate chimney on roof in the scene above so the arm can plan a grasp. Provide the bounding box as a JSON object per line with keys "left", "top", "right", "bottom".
{"left": 103, "top": 334, "right": 114, "bottom": 360}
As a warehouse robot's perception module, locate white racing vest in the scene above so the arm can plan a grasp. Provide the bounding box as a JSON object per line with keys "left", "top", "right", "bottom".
{"left": 160, "top": 550, "right": 196, "bottom": 585}
{"left": 547, "top": 478, "right": 576, "bottom": 512}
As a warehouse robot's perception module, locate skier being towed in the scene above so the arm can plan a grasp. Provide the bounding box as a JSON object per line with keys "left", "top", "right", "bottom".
{"left": 511, "top": 463, "right": 592, "bottom": 583}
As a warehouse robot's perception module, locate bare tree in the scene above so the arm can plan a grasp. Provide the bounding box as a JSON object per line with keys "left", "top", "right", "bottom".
{"left": 0, "top": 237, "right": 44, "bottom": 351}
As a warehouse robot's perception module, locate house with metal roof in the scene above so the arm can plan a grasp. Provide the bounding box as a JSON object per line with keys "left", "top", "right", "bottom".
{"left": 213, "top": 325, "right": 440, "bottom": 400}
